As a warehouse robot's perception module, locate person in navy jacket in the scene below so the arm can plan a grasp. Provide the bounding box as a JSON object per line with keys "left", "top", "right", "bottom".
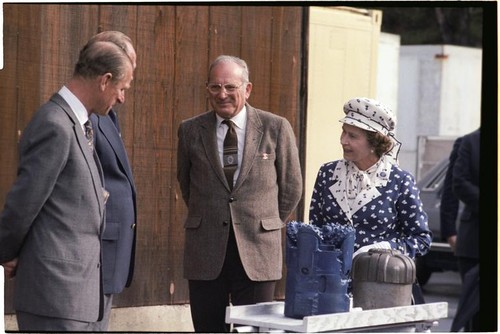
{"left": 89, "top": 31, "right": 138, "bottom": 331}
{"left": 451, "top": 128, "right": 480, "bottom": 332}
{"left": 440, "top": 136, "right": 463, "bottom": 252}
{"left": 309, "top": 97, "right": 431, "bottom": 260}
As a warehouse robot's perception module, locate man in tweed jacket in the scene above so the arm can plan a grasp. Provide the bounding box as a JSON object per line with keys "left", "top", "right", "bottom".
{"left": 177, "top": 55, "right": 302, "bottom": 332}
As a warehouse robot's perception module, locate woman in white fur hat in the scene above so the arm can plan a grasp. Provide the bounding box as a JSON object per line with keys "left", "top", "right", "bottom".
{"left": 309, "top": 97, "right": 432, "bottom": 260}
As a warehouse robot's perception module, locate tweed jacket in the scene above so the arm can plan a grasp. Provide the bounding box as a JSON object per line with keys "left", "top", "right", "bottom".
{"left": 177, "top": 104, "right": 302, "bottom": 281}
{"left": 0, "top": 93, "right": 106, "bottom": 322}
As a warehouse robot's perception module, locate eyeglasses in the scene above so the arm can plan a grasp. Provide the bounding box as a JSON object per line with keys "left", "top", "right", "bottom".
{"left": 206, "top": 83, "right": 245, "bottom": 94}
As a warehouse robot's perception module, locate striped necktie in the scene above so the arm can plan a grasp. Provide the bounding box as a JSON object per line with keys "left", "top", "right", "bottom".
{"left": 222, "top": 120, "right": 238, "bottom": 190}
{"left": 84, "top": 119, "right": 109, "bottom": 204}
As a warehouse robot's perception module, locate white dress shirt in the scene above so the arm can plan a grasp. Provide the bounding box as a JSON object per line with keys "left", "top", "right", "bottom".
{"left": 58, "top": 85, "right": 89, "bottom": 134}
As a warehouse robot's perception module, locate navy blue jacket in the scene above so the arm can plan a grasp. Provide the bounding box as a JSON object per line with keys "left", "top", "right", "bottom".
{"left": 440, "top": 136, "right": 462, "bottom": 240}
{"left": 91, "top": 111, "right": 137, "bottom": 294}
{"left": 452, "top": 129, "right": 480, "bottom": 259}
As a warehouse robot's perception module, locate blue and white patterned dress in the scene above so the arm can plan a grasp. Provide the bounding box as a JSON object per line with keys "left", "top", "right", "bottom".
{"left": 309, "top": 157, "right": 432, "bottom": 259}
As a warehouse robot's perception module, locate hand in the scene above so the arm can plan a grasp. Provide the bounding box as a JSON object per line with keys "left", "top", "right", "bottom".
{"left": 2, "top": 258, "right": 19, "bottom": 279}
{"left": 447, "top": 235, "right": 457, "bottom": 253}
{"left": 353, "top": 241, "right": 392, "bottom": 259}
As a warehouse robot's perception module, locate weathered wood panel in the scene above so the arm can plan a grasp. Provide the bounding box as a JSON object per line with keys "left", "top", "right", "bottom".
{"left": 241, "top": 7, "right": 274, "bottom": 110}
{"left": 0, "top": 5, "right": 23, "bottom": 205}
{"left": 208, "top": 6, "right": 242, "bottom": 62}
{"left": 0, "top": 5, "right": 27, "bottom": 312}
{"left": 1, "top": 4, "right": 304, "bottom": 312}
{"left": 39, "top": 5, "right": 100, "bottom": 101}
{"left": 169, "top": 6, "right": 211, "bottom": 305}
{"left": 115, "top": 5, "right": 178, "bottom": 307}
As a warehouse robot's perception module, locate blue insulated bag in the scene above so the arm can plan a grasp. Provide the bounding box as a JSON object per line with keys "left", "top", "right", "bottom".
{"left": 284, "top": 222, "right": 355, "bottom": 318}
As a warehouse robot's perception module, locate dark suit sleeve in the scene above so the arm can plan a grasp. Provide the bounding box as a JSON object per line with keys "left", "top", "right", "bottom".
{"left": 439, "top": 137, "right": 462, "bottom": 240}
{"left": 177, "top": 121, "right": 191, "bottom": 205}
{"left": 452, "top": 131, "right": 479, "bottom": 212}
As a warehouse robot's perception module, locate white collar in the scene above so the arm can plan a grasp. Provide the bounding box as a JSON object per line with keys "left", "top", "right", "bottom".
{"left": 216, "top": 105, "right": 247, "bottom": 130}
{"left": 58, "top": 86, "right": 88, "bottom": 128}
{"left": 329, "top": 157, "right": 393, "bottom": 220}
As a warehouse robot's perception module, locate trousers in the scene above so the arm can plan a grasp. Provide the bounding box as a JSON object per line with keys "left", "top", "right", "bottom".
{"left": 188, "top": 225, "right": 276, "bottom": 332}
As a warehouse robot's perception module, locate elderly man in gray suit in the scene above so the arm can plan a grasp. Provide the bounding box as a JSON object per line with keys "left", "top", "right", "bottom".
{"left": 177, "top": 55, "right": 303, "bottom": 332}
{"left": 0, "top": 31, "right": 135, "bottom": 331}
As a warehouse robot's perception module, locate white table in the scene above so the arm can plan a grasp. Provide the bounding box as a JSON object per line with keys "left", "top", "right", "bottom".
{"left": 226, "top": 301, "right": 448, "bottom": 332}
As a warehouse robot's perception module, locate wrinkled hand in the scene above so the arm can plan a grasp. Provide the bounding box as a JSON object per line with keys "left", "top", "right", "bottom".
{"left": 2, "top": 258, "right": 19, "bottom": 279}
{"left": 353, "top": 241, "right": 392, "bottom": 259}
{"left": 447, "top": 235, "right": 457, "bottom": 253}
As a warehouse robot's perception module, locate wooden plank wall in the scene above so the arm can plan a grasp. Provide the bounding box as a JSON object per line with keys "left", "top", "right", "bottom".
{"left": 0, "top": 4, "right": 305, "bottom": 311}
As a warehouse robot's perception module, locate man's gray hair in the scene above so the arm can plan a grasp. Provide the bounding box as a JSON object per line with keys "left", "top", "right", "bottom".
{"left": 208, "top": 55, "right": 250, "bottom": 83}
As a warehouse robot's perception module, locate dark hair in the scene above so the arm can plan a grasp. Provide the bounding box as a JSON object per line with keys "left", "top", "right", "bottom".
{"left": 73, "top": 39, "right": 130, "bottom": 83}
{"left": 366, "top": 130, "right": 393, "bottom": 158}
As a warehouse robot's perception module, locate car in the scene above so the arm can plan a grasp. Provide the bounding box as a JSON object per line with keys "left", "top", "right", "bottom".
{"left": 415, "top": 157, "right": 459, "bottom": 286}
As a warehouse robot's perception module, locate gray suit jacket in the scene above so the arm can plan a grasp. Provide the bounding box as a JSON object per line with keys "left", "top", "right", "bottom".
{"left": 177, "top": 104, "right": 302, "bottom": 281}
{"left": 0, "top": 93, "right": 106, "bottom": 322}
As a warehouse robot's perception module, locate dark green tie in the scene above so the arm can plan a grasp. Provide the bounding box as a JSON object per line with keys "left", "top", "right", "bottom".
{"left": 222, "top": 120, "right": 238, "bottom": 190}
{"left": 84, "top": 119, "right": 94, "bottom": 151}
{"left": 84, "top": 119, "right": 109, "bottom": 203}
